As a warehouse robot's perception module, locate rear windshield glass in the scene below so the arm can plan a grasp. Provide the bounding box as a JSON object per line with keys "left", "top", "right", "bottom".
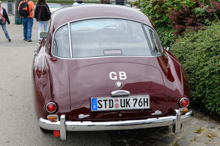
{"left": 70, "top": 19, "right": 151, "bottom": 58}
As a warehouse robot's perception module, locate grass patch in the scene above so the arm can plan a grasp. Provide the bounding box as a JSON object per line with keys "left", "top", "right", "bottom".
{"left": 194, "top": 127, "right": 205, "bottom": 134}
{"left": 206, "top": 132, "right": 216, "bottom": 140}
{"left": 190, "top": 136, "right": 197, "bottom": 142}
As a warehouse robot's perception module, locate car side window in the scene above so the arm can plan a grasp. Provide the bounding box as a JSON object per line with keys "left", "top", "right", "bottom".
{"left": 144, "top": 26, "right": 163, "bottom": 55}
{"left": 53, "top": 25, "right": 70, "bottom": 58}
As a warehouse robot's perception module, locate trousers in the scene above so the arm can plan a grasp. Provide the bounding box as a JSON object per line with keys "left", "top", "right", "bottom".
{"left": 0, "top": 19, "right": 10, "bottom": 39}
{"left": 22, "top": 17, "right": 33, "bottom": 41}
{"left": 38, "top": 21, "right": 48, "bottom": 40}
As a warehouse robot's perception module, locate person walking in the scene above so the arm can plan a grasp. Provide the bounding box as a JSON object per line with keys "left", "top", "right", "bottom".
{"left": 18, "top": 0, "right": 35, "bottom": 42}
{"left": 0, "top": 1, "right": 11, "bottom": 42}
{"left": 34, "top": 0, "right": 51, "bottom": 42}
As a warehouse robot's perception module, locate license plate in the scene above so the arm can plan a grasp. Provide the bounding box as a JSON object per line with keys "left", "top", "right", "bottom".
{"left": 91, "top": 95, "right": 150, "bottom": 112}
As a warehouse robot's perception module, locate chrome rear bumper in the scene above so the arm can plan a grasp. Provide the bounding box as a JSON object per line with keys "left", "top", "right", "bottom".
{"left": 39, "top": 109, "right": 192, "bottom": 140}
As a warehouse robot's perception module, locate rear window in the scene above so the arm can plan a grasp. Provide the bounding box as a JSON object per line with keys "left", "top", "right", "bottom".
{"left": 52, "top": 19, "right": 163, "bottom": 58}
{"left": 70, "top": 19, "right": 151, "bottom": 58}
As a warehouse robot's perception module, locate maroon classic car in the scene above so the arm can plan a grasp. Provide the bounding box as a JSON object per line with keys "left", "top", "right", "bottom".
{"left": 33, "top": 5, "right": 192, "bottom": 140}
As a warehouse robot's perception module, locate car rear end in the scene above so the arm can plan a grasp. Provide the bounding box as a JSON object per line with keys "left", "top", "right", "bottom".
{"left": 37, "top": 17, "right": 192, "bottom": 140}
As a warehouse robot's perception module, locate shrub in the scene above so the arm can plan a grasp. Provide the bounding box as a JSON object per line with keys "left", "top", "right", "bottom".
{"left": 141, "top": 0, "right": 196, "bottom": 47}
{"left": 156, "top": 27, "right": 175, "bottom": 47}
{"left": 169, "top": 1, "right": 220, "bottom": 35}
{"left": 141, "top": 0, "right": 171, "bottom": 28}
{"left": 141, "top": 0, "right": 220, "bottom": 46}
{"left": 170, "top": 22, "right": 220, "bottom": 115}
{"left": 130, "top": 1, "right": 139, "bottom": 7}
{"left": 141, "top": 0, "right": 196, "bottom": 29}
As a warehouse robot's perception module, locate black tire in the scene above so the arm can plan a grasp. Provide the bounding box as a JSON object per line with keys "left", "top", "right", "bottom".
{"left": 40, "top": 127, "right": 52, "bottom": 133}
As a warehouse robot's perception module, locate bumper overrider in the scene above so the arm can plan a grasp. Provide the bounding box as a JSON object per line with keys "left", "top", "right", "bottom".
{"left": 39, "top": 109, "right": 192, "bottom": 140}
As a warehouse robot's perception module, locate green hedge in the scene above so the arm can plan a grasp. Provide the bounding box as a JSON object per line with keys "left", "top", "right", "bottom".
{"left": 140, "top": 0, "right": 196, "bottom": 47}
{"left": 156, "top": 27, "right": 175, "bottom": 47}
{"left": 141, "top": 0, "right": 220, "bottom": 47}
{"left": 141, "top": 0, "right": 196, "bottom": 29}
{"left": 170, "top": 22, "right": 220, "bottom": 115}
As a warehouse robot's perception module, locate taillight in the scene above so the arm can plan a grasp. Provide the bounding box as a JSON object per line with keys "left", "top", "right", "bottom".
{"left": 46, "top": 102, "right": 57, "bottom": 113}
{"left": 179, "top": 97, "right": 189, "bottom": 108}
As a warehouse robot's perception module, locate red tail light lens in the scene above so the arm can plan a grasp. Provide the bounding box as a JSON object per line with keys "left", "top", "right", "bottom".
{"left": 46, "top": 102, "right": 57, "bottom": 113}
{"left": 179, "top": 97, "right": 189, "bottom": 108}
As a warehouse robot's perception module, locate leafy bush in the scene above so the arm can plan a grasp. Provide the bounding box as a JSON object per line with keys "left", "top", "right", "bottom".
{"left": 130, "top": 1, "right": 139, "bottom": 7}
{"left": 170, "top": 22, "right": 220, "bottom": 115}
{"left": 141, "top": 0, "right": 197, "bottom": 46}
{"left": 141, "top": 0, "right": 220, "bottom": 46}
{"left": 141, "top": 0, "right": 195, "bottom": 47}
{"left": 141, "top": 0, "right": 196, "bottom": 28}
{"left": 156, "top": 27, "right": 175, "bottom": 47}
{"left": 169, "top": 1, "right": 220, "bottom": 35}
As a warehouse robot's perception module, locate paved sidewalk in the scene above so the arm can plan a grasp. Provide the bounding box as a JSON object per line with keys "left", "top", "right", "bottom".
{"left": 1, "top": 15, "right": 220, "bottom": 146}
{"left": 107, "top": 106, "right": 220, "bottom": 146}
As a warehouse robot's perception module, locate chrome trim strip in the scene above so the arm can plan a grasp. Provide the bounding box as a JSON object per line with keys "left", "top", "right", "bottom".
{"left": 60, "top": 115, "right": 66, "bottom": 140}
{"left": 39, "top": 110, "right": 192, "bottom": 140}
{"left": 111, "top": 90, "right": 130, "bottom": 97}
{"left": 151, "top": 110, "right": 162, "bottom": 116}
{"left": 68, "top": 22, "right": 73, "bottom": 58}
{"left": 165, "top": 47, "right": 170, "bottom": 51}
{"left": 34, "top": 50, "right": 38, "bottom": 56}
{"left": 78, "top": 114, "right": 90, "bottom": 119}
{"left": 49, "top": 55, "right": 156, "bottom": 60}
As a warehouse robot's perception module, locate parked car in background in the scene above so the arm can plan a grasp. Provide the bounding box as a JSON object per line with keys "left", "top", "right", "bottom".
{"left": 33, "top": 5, "right": 192, "bottom": 140}
{"left": 47, "top": 3, "right": 62, "bottom": 13}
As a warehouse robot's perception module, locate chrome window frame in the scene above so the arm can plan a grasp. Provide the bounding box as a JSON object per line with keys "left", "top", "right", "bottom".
{"left": 51, "top": 17, "right": 163, "bottom": 59}
{"left": 68, "top": 22, "right": 73, "bottom": 58}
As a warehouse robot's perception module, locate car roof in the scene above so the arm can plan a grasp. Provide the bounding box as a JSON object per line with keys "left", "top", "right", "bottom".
{"left": 50, "top": 4, "right": 154, "bottom": 31}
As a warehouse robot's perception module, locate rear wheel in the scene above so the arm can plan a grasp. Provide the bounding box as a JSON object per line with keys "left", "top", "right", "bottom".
{"left": 40, "top": 127, "right": 52, "bottom": 133}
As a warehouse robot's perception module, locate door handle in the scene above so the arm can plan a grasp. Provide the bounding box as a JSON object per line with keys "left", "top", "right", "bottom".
{"left": 111, "top": 90, "right": 130, "bottom": 97}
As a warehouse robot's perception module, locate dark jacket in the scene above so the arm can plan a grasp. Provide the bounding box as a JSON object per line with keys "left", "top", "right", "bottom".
{"left": 1, "top": 8, "right": 10, "bottom": 24}
{"left": 34, "top": 4, "right": 50, "bottom": 21}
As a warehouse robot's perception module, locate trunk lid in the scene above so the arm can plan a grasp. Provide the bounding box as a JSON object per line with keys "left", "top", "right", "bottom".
{"left": 70, "top": 62, "right": 167, "bottom": 121}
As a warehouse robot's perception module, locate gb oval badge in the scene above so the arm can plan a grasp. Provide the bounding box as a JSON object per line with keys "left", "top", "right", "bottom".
{"left": 115, "top": 81, "right": 122, "bottom": 88}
